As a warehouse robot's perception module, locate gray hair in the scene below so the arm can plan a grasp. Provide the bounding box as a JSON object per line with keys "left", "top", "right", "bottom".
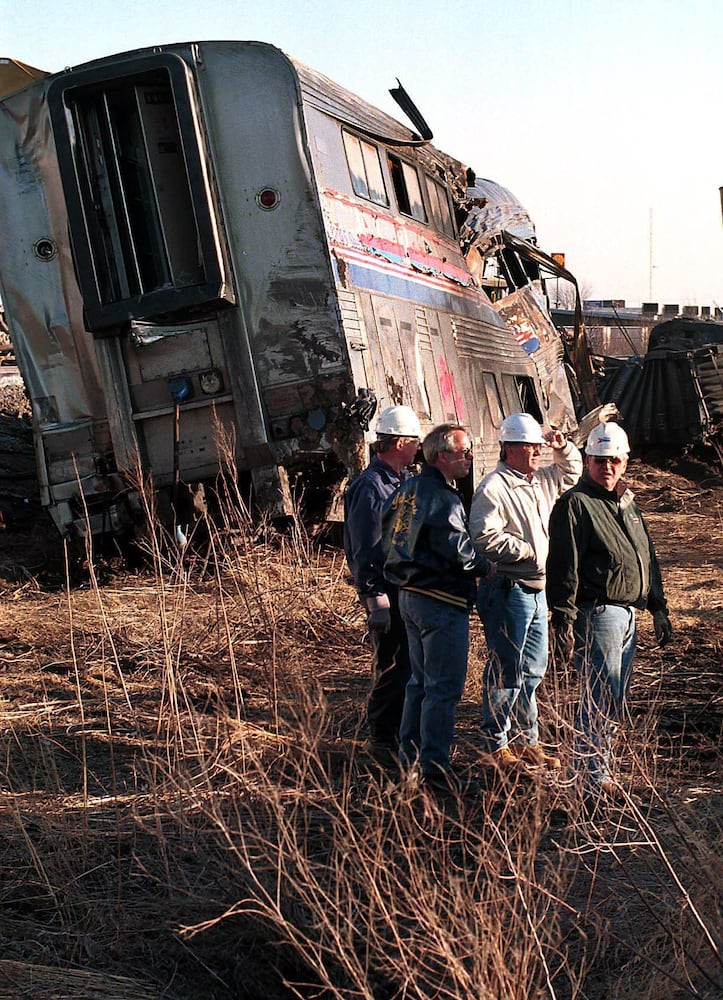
{"left": 422, "top": 423, "right": 468, "bottom": 464}
{"left": 374, "top": 432, "right": 417, "bottom": 455}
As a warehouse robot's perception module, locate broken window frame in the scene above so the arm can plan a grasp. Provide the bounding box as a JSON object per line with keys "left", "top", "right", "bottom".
{"left": 342, "top": 131, "right": 389, "bottom": 207}
{"left": 47, "top": 53, "right": 234, "bottom": 333}
{"left": 502, "top": 374, "right": 543, "bottom": 423}
{"left": 426, "top": 173, "right": 455, "bottom": 238}
{"left": 482, "top": 371, "right": 505, "bottom": 429}
{"left": 387, "top": 152, "right": 427, "bottom": 223}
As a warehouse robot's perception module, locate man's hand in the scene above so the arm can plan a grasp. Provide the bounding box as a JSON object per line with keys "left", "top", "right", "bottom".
{"left": 366, "top": 594, "right": 391, "bottom": 634}
{"left": 550, "top": 615, "right": 575, "bottom": 668}
{"left": 653, "top": 610, "right": 673, "bottom": 647}
{"left": 544, "top": 429, "right": 566, "bottom": 450}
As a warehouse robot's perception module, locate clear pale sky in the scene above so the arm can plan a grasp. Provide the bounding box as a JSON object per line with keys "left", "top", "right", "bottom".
{"left": 3, "top": 0, "right": 721, "bottom": 307}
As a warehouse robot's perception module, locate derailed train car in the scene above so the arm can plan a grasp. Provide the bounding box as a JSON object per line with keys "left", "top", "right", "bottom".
{"left": 596, "top": 317, "right": 723, "bottom": 467}
{"left": 0, "top": 40, "right": 592, "bottom": 541}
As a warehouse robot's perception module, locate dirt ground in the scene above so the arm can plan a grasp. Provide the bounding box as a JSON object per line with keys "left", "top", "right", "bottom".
{"left": 0, "top": 384, "right": 721, "bottom": 998}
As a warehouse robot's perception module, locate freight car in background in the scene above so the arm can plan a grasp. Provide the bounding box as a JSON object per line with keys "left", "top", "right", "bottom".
{"left": 0, "top": 40, "right": 596, "bottom": 543}
{"left": 595, "top": 317, "right": 723, "bottom": 468}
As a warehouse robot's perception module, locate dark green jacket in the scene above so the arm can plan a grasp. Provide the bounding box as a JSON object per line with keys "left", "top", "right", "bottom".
{"left": 546, "top": 474, "right": 668, "bottom": 623}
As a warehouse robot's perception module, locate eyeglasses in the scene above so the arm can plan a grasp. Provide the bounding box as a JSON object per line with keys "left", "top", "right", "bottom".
{"left": 592, "top": 455, "right": 623, "bottom": 467}
{"left": 445, "top": 447, "right": 473, "bottom": 458}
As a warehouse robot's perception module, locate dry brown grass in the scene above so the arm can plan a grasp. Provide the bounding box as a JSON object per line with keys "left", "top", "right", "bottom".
{"left": 0, "top": 460, "right": 721, "bottom": 999}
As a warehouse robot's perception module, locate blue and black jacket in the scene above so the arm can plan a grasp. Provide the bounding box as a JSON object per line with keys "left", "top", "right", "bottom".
{"left": 382, "top": 464, "right": 492, "bottom": 611}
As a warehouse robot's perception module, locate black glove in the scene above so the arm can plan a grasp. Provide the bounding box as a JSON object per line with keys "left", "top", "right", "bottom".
{"left": 365, "top": 594, "right": 391, "bottom": 635}
{"left": 653, "top": 610, "right": 672, "bottom": 647}
{"left": 550, "top": 615, "right": 575, "bottom": 669}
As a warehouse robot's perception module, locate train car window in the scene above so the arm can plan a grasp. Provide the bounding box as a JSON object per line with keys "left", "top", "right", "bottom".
{"left": 48, "top": 53, "right": 233, "bottom": 332}
{"left": 388, "top": 154, "right": 426, "bottom": 222}
{"left": 426, "top": 175, "right": 455, "bottom": 237}
{"left": 502, "top": 374, "right": 543, "bottom": 422}
{"left": 482, "top": 372, "right": 504, "bottom": 428}
{"left": 342, "top": 132, "right": 388, "bottom": 206}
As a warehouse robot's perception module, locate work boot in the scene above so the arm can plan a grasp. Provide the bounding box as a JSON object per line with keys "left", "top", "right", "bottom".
{"left": 515, "top": 744, "right": 562, "bottom": 770}
{"left": 581, "top": 779, "right": 638, "bottom": 817}
{"left": 421, "top": 768, "right": 483, "bottom": 797}
{"left": 365, "top": 741, "right": 400, "bottom": 773}
{"left": 480, "top": 745, "right": 518, "bottom": 770}
{"left": 599, "top": 779, "right": 627, "bottom": 802}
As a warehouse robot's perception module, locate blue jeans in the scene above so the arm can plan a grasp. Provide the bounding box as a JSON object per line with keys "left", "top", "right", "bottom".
{"left": 398, "top": 589, "right": 470, "bottom": 775}
{"left": 477, "top": 577, "right": 548, "bottom": 751}
{"left": 573, "top": 602, "right": 636, "bottom": 788}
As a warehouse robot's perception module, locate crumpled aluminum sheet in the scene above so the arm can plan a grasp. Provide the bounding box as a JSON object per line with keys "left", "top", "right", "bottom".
{"left": 459, "top": 177, "right": 537, "bottom": 258}
{"left": 495, "top": 283, "right": 577, "bottom": 434}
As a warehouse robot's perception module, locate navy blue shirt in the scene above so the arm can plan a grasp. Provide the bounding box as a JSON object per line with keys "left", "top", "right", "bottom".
{"left": 343, "top": 455, "right": 409, "bottom": 599}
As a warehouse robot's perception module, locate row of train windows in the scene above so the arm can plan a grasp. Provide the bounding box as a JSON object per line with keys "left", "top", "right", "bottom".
{"left": 342, "top": 131, "right": 456, "bottom": 238}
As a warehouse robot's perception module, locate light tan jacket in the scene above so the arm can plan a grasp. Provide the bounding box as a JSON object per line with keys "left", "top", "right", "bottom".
{"left": 469, "top": 442, "right": 582, "bottom": 590}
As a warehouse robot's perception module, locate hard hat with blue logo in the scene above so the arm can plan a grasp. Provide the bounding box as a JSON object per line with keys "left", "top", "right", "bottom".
{"left": 586, "top": 422, "right": 630, "bottom": 457}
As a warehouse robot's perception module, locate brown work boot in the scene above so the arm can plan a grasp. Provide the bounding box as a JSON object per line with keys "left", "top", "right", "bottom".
{"left": 581, "top": 779, "right": 636, "bottom": 817}
{"left": 599, "top": 779, "right": 626, "bottom": 802}
{"left": 481, "top": 745, "right": 518, "bottom": 770}
{"left": 515, "top": 744, "right": 562, "bottom": 770}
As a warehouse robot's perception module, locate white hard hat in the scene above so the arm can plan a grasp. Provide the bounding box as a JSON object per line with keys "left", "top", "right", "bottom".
{"left": 375, "top": 405, "right": 422, "bottom": 437}
{"left": 586, "top": 421, "right": 630, "bottom": 457}
{"left": 499, "top": 413, "right": 544, "bottom": 444}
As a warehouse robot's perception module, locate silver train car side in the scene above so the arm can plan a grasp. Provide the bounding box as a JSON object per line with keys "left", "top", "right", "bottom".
{"left": 0, "top": 40, "right": 581, "bottom": 539}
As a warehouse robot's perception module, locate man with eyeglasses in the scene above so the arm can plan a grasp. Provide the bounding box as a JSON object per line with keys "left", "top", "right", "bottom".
{"left": 382, "top": 424, "right": 496, "bottom": 794}
{"left": 469, "top": 412, "right": 582, "bottom": 772}
{"left": 344, "top": 405, "right": 422, "bottom": 769}
{"left": 546, "top": 421, "right": 672, "bottom": 804}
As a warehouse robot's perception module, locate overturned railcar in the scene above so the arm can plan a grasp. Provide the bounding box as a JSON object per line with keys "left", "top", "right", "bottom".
{"left": 0, "top": 40, "right": 582, "bottom": 540}
{"left": 596, "top": 317, "right": 723, "bottom": 466}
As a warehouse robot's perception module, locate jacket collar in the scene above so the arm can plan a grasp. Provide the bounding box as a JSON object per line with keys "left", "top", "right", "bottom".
{"left": 421, "top": 463, "right": 455, "bottom": 488}
{"left": 497, "top": 460, "right": 537, "bottom": 486}
{"left": 582, "top": 471, "right": 634, "bottom": 505}
{"left": 371, "top": 454, "right": 404, "bottom": 483}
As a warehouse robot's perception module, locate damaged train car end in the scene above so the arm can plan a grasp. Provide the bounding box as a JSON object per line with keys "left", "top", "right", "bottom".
{"left": 0, "top": 40, "right": 591, "bottom": 543}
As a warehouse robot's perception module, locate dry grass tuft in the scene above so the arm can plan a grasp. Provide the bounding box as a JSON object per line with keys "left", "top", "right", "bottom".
{"left": 0, "top": 959, "right": 162, "bottom": 999}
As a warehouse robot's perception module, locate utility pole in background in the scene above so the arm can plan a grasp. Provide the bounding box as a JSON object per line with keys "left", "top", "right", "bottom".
{"left": 648, "top": 206, "right": 654, "bottom": 302}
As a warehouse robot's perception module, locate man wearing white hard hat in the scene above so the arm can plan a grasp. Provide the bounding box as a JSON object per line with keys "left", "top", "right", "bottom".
{"left": 344, "top": 404, "right": 421, "bottom": 768}
{"left": 469, "top": 412, "right": 582, "bottom": 771}
{"left": 547, "top": 421, "right": 672, "bottom": 803}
